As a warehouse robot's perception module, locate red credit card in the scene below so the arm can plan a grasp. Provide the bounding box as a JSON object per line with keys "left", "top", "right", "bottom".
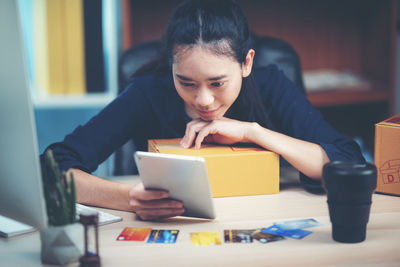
{"left": 116, "top": 227, "right": 152, "bottom": 241}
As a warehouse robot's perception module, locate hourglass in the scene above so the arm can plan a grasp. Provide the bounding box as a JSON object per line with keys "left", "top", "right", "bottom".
{"left": 79, "top": 212, "right": 101, "bottom": 267}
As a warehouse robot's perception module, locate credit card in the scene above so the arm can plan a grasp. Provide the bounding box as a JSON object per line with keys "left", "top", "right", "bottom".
{"left": 261, "top": 225, "right": 312, "bottom": 239}
{"left": 251, "top": 229, "right": 285, "bottom": 243}
{"left": 190, "top": 232, "right": 222, "bottom": 246}
{"left": 273, "top": 218, "right": 322, "bottom": 230}
{"left": 224, "top": 229, "right": 254, "bottom": 243}
{"left": 147, "top": 229, "right": 179, "bottom": 244}
{"left": 116, "top": 227, "right": 152, "bottom": 241}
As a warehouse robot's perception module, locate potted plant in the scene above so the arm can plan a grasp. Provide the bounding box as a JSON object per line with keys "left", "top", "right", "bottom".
{"left": 40, "top": 149, "right": 83, "bottom": 265}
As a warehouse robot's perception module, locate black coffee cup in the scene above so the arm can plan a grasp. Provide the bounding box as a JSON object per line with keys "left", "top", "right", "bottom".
{"left": 323, "top": 161, "right": 377, "bottom": 243}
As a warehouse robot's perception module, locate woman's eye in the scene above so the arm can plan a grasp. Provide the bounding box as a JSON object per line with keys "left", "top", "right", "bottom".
{"left": 180, "top": 82, "right": 195, "bottom": 87}
{"left": 211, "top": 82, "right": 224, "bottom": 87}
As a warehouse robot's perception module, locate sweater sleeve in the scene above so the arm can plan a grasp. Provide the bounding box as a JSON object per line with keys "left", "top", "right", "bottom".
{"left": 255, "top": 65, "right": 365, "bottom": 192}
{"left": 42, "top": 77, "right": 156, "bottom": 173}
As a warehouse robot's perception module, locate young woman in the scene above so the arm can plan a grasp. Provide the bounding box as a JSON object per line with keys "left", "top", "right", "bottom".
{"left": 45, "top": 0, "right": 364, "bottom": 220}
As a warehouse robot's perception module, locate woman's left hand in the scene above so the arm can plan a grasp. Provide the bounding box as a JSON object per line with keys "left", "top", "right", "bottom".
{"left": 180, "top": 118, "right": 256, "bottom": 149}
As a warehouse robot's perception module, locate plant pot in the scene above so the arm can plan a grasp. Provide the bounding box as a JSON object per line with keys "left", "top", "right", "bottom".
{"left": 40, "top": 223, "right": 84, "bottom": 265}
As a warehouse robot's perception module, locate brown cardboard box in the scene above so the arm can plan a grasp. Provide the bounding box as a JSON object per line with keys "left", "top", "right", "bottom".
{"left": 148, "top": 138, "right": 279, "bottom": 197}
{"left": 374, "top": 114, "right": 400, "bottom": 196}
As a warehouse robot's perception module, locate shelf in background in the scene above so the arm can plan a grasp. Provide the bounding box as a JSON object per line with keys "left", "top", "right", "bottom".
{"left": 32, "top": 93, "right": 116, "bottom": 109}
{"left": 307, "top": 86, "right": 390, "bottom": 108}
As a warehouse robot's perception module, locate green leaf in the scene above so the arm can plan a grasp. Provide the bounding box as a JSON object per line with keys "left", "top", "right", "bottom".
{"left": 40, "top": 149, "right": 77, "bottom": 226}
{"left": 69, "top": 172, "right": 77, "bottom": 223}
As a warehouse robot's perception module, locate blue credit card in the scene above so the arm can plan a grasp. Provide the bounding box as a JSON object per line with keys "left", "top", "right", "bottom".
{"left": 273, "top": 218, "right": 323, "bottom": 230}
{"left": 147, "top": 229, "right": 179, "bottom": 243}
{"left": 261, "top": 225, "right": 312, "bottom": 239}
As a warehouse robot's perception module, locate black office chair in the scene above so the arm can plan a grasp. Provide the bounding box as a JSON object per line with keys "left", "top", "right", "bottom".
{"left": 114, "top": 34, "right": 305, "bottom": 175}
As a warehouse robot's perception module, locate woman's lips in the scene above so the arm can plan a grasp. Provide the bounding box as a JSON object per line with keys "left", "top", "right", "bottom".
{"left": 197, "top": 108, "right": 219, "bottom": 117}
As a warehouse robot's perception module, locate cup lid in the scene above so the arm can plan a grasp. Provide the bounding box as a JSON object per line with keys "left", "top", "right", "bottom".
{"left": 323, "top": 161, "right": 377, "bottom": 191}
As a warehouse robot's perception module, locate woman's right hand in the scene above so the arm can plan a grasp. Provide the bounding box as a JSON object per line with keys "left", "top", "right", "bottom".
{"left": 128, "top": 182, "right": 185, "bottom": 220}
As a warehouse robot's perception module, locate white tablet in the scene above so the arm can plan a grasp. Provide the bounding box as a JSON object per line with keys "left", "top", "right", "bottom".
{"left": 134, "top": 151, "right": 216, "bottom": 219}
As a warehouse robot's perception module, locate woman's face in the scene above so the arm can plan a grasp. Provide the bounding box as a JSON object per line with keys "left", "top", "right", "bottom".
{"left": 172, "top": 45, "right": 254, "bottom": 121}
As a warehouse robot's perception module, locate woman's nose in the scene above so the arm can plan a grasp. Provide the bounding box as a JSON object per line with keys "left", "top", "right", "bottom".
{"left": 196, "top": 88, "right": 214, "bottom": 107}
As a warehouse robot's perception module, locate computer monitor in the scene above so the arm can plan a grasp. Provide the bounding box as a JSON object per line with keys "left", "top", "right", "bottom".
{"left": 0, "top": 0, "right": 48, "bottom": 230}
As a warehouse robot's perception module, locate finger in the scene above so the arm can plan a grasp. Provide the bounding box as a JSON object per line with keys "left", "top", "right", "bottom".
{"left": 195, "top": 122, "right": 217, "bottom": 149}
{"left": 129, "top": 199, "right": 183, "bottom": 210}
{"left": 181, "top": 120, "right": 208, "bottom": 148}
{"left": 182, "top": 120, "right": 204, "bottom": 147}
{"left": 136, "top": 208, "right": 185, "bottom": 221}
{"left": 131, "top": 182, "right": 171, "bottom": 200}
{"left": 184, "top": 119, "right": 202, "bottom": 137}
{"left": 182, "top": 119, "right": 201, "bottom": 144}
{"left": 133, "top": 188, "right": 169, "bottom": 201}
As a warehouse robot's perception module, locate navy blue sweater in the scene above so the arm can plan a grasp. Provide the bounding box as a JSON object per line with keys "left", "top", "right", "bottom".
{"left": 46, "top": 65, "right": 364, "bottom": 190}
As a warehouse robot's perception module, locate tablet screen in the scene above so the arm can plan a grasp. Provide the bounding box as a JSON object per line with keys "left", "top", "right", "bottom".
{"left": 134, "top": 151, "right": 216, "bottom": 219}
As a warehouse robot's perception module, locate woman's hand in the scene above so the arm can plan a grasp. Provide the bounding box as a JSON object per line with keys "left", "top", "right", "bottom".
{"left": 180, "top": 118, "right": 329, "bottom": 179}
{"left": 128, "top": 183, "right": 185, "bottom": 220}
{"left": 180, "top": 118, "right": 256, "bottom": 149}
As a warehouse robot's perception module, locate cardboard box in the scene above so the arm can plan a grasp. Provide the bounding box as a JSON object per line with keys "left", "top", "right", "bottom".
{"left": 375, "top": 114, "right": 400, "bottom": 196}
{"left": 148, "top": 138, "right": 279, "bottom": 197}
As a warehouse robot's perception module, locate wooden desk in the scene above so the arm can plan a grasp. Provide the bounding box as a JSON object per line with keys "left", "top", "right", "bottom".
{"left": 1, "top": 168, "right": 400, "bottom": 267}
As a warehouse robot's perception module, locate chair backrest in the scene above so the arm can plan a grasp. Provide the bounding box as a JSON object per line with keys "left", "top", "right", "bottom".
{"left": 114, "top": 35, "right": 305, "bottom": 175}
{"left": 118, "top": 41, "right": 162, "bottom": 94}
{"left": 252, "top": 35, "right": 305, "bottom": 93}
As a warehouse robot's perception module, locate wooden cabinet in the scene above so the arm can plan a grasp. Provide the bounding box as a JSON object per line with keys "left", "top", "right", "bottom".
{"left": 128, "top": 0, "right": 397, "bottom": 151}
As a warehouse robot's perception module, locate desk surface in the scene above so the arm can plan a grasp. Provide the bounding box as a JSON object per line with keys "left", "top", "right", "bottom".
{"left": 1, "top": 168, "right": 400, "bottom": 267}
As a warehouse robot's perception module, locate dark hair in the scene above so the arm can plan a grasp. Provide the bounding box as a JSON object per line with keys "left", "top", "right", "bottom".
{"left": 134, "top": 0, "right": 274, "bottom": 130}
